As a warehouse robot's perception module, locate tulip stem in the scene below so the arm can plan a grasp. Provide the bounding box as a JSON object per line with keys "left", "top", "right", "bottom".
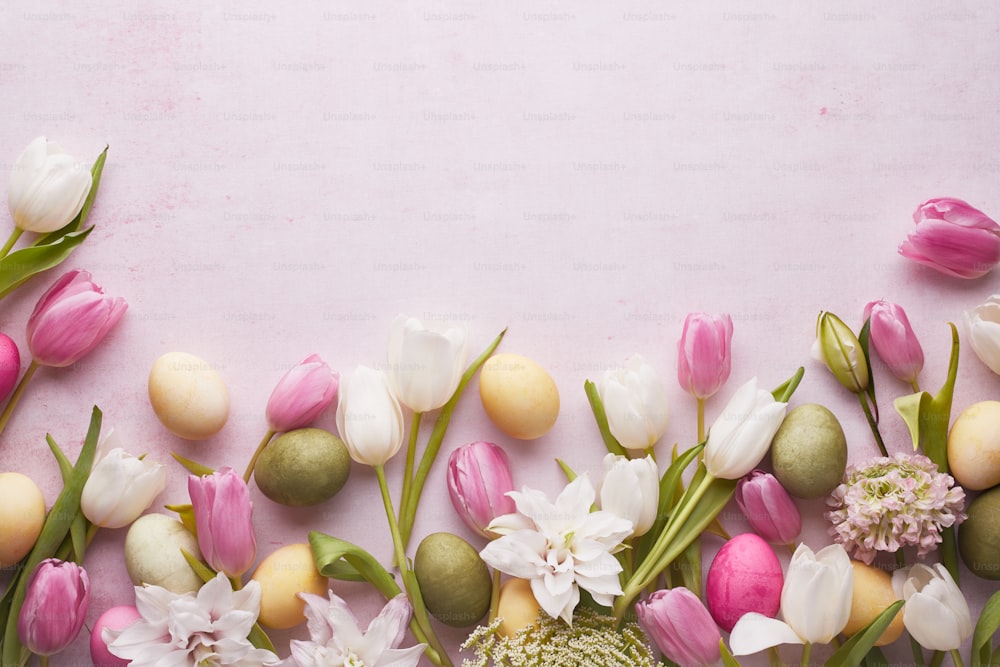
{"left": 39, "top": 655, "right": 48, "bottom": 667}
{"left": 800, "top": 642, "right": 812, "bottom": 667}
{"left": 696, "top": 398, "right": 706, "bottom": 442}
{"left": 950, "top": 649, "right": 965, "bottom": 667}
{"left": 399, "top": 411, "right": 423, "bottom": 529}
{"left": 857, "top": 393, "right": 888, "bottom": 457}
{"left": 929, "top": 651, "right": 944, "bottom": 667}
{"left": 0, "top": 359, "right": 38, "bottom": 440}
{"left": 488, "top": 568, "right": 501, "bottom": 624}
{"left": 0, "top": 228, "right": 23, "bottom": 259}
{"left": 243, "top": 430, "right": 276, "bottom": 483}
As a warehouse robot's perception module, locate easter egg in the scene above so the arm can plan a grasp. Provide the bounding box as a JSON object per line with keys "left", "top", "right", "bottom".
{"left": 705, "top": 533, "right": 783, "bottom": 632}
{"left": 0, "top": 472, "right": 46, "bottom": 568}
{"left": 0, "top": 333, "right": 20, "bottom": 402}
{"left": 148, "top": 351, "right": 229, "bottom": 440}
{"left": 414, "top": 532, "right": 492, "bottom": 627}
{"left": 91, "top": 605, "right": 141, "bottom": 666}
{"left": 842, "top": 561, "right": 905, "bottom": 646}
{"left": 959, "top": 485, "right": 1000, "bottom": 580}
{"left": 948, "top": 401, "right": 1000, "bottom": 490}
{"left": 124, "top": 513, "right": 204, "bottom": 594}
{"left": 254, "top": 428, "right": 351, "bottom": 506}
{"left": 251, "top": 543, "right": 329, "bottom": 629}
{"left": 496, "top": 578, "right": 541, "bottom": 639}
{"left": 770, "top": 404, "right": 848, "bottom": 498}
{"left": 479, "top": 353, "right": 559, "bottom": 440}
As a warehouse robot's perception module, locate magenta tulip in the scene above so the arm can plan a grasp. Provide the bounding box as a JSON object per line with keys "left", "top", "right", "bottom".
{"left": 636, "top": 587, "right": 721, "bottom": 667}
{"left": 265, "top": 353, "right": 339, "bottom": 432}
{"left": 188, "top": 467, "right": 256, "bottom": 577}
{"left": 735, "top": 470, "right": 801, "bottom": 545}
{"left": 0, "top": 332, "right": 20, "bottom": 401}
{"left": 899, "top": 197, "right": 1000, "bottom": 279}
{"left": 18, "top": 559, "right": 90, "bottom": 656}
{"left": 447, "top": 441, "right": 516, "bottom": 538}
{"left": 26, "top": 269, "right": 127, "bottom": 367}
{"left": 677, "top": 312, "right": 733, "bottom": 400}
{"left": 863, "top": 300, "right": 924, "bottom": 386}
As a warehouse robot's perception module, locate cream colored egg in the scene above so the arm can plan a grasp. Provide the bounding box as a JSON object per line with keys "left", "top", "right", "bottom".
{"left": 948, "top": 401, "right": 1000, "bottom": 490}
{"left": 149, "top": 352, "right": 229, "bottom": 440}
{"left": 479, "top": 353, "right": 559, "bottom": 440}
{"left": 843, "top": 561, "right": 905, "bottom": 646}
{"left": 496, "top": 578, "right": 541, "bottom": 639}
{"left": 251, "top": 543, "right": 328, "bottom": 630}
{"left": 0, "top": 472, "right": 46, "bottom": 568}
{"left": 124, "top": 513, "right": 204, "bottom": 594}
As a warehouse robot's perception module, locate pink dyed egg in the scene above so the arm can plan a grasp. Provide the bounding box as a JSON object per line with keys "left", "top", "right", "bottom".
{"left": 705, "top": 533, "right": 783, "bottom": 632}
{"left": 0, "top": 333, "right": 20, "bottom": 402}
{"left": 90, "top": 605, "right": 141, "bottom": 666}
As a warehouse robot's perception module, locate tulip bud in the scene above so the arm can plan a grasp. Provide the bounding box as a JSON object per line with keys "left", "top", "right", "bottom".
{"left": 892, "top": 563, "right": 972, "bottom": 651}
{"left": 636, "top": 587, "right": 721, "bottom": 667}
{"left": 8, "top": 136, "right": 93, "bottom": 234}
{"left": 188, "top": 467, "right": 256, "bottom": 578}
{"left": 335, "top": 365, "right": 404, "bottom": 466}
{"left": 703, "top": 378, "right": 787, "bottom": 480}
{"left": 26, "top": 269, "right": 127, "bottom": 368}
{"left": 265, "top": 353, "right": 339, "bottom": 432}
{"left": 966, "top": 295, "right": 1000, "bottom": 375}
{"left": 863, "top": 300, "right": 924, "bottom": 386}
{"left": 0, "top": 332, "right": 20, "bottom": 402}
{"left": 81, "top": 430, "right": 167, "bottom": 529}
{"left": 386, "top": 315, "right": 468, "bottom": 413}
{"left": 597, "top": 354, "right": 669, "bottom": 451}
{"left": 735, "top": 470, "right": 801, "bottom": 545}
{"left": 447, "top": 441, "right": 516, "bottom": 538}
{"left": 812, "top": 311, "right": 868, "bottom": 393}
{"left": 17, "top": 559, "right": 90, "bottom": 656}
{"left": 598, "top": 453, "right": 659, "bottom": 537}
{"left": 677, "top": 312, "right": 733, "bottom": 400}
{"left": 900, "top": 197, "right": 1000, "bottom": 279}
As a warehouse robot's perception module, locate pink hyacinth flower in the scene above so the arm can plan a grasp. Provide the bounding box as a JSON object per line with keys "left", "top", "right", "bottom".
{"left": 735, "top": 470, "right": 802, "bottom": 545}
{"left": 265, "top": 354, "right": 339, "bottom": 432}
{"left": 677, "top": 312, "right": 733, "bottom": 400}
{"left": 188, "top": 467, "right": 256, "bottom": 578}
{"left": 900, "top": 197, "right": 1000, "bottom": 279}
{"left": 863, "top": 300, "right": 924, "bottom": 386}
{"left": 18, "top": 559, "right": 90, "bottom": 656}
{"left": 447, "top": 441, "right": 516, "bottom": 539}
{"left": 636, "top": 588, "right": 721, "bottom": 667}
{"left": 26, "top": 269, "right": 127, "bottom": 367}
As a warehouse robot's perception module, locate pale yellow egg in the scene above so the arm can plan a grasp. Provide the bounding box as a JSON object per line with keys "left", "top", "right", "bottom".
{"left": 843, "top": 561, "right": 904, "bottom": 646}
{"left": 124, "top": 513, "right": 204, "bottom": 594}
{"left": 948, "top": 400, "right": 1000, "bottom": 491}
{"left": 496, "top": 578, "right": 541, "bottom": 639}
{"left": 148, "top": 352, "right": 229, "bottom": 440}
{"left": 251, "top": 543, "right": 329, "bottom": 630}
{"left": 0, "top": 472, "right": 46, "bottom": 568}
{"left": 479, "top": 353, "right": 559, "bottom": 440}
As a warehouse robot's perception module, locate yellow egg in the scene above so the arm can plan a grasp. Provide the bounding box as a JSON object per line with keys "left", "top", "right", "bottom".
{"left": 496, "top": 578, "right": 541, "bottom": 638}
{"left": 948, "top": 401, "right": 1000, "bottom": 490}
{"left": 124, "top": 513, "right": 204, "bottom": 594}
{"left": 479, "top": 353, "right": 559, "bottom": 440}
{"left": 148, "top": 352, "right": 229, "bottom": 440}
{"left": 251, "top": 543, "right": 329, "bottom": 629}
{"left": 0, "top": 472, "right": 46, "bottom": 568}
{"left": 843, "top": 561, "right": 904, "bottom": 646}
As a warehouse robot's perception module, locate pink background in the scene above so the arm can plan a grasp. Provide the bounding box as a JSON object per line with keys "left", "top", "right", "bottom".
{"left": 2, "top": 2, "right": 999, "bottom": 664}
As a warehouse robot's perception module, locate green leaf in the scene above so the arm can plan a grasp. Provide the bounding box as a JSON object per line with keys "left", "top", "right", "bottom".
{"left": 0, "top": 227, "right": 94, "bottom": 301}
{"left": 720, "top": 639, "right": 743, "bottom": 667}
{"left": 180, "top": 548, "right": 216, "bottom": 584}
{"left": 635, "top": 442, "right": 703, "bottom": 567}
{"left": 858, "top": 318, "right": 879, "bottom": 422}
{"left": 165, "top": 503, "right": 198, "bottom": 535}
{"left": 171, "top": 451, "right": 216, "bottom": 476}
{"left": 584, "top": 379, "right": 627, "bottom": 456}
{"left": 34, "top": 146, "right": 108, "bottom": 246}
{"left": 677, "top": 534, "right": 702, "bottom": 598}
{"left": 825, "top": 600, "right": 904, "bottom": 667}
{"left": 771, "top": 366, "right": 805, "bottom": 403}
{"left": 248, "top": 622, "right": 276, "bottom": 652}
{"left": 862, "top": 647, "right": 889, "bottom": 667}
{"left": 309, "top": 532, "right": 400, "bottom": 600}
{"left": 894, "top": 391, "right": 931, "bottom": 452}
{"left": 69, "top": 513, "right": 88, "bottom": 562}
{"left": 555, "top": 458, "right": 578, "bottom": 483}
{"left": 653, "top": 473, "right": 737, "bottom": 575}
{"left": 973, "top": 590, "right": 1000, "bottom": 667}
{"left": 46, "top": 434, "right": 74, "bottom": 484}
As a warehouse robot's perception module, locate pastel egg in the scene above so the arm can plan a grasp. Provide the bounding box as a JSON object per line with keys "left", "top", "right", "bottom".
{"left": 770, "top": 404, "right": 848, "bottom": 499}
{"left": 91, "top": 605, "right": 141, "bottom": 666}
{"left": 149, "top": 351, "right": 229, "bottom": 440}
{"left": 479, "top": 353, "right": 559, "bottom": 440}
{"left": 124, "top": 513, "right": 204, "bottom": 593}
{"left": 0, "top": 472, "right": 46, "bottom": 568}
{"left": 496, "top": 578, "right": 541, "bottom": 638}
{"left": 251, "top": 543, "right": 329, "bottom": 629}
{"left": 948, "top": 401, "right": 1000, "bottom": 490}
{"left": 842, "top": 561, "right": 904, "bottom": 646}
{"left": 705, "top": 533, "right": 783, "bottom": 632}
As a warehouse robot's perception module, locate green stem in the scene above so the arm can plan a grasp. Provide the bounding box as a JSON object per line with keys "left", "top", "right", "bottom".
{"left": 768, "top": 647, "right": 782, "bottom": 667}
{"left": 0, "top": 228, "right": 23, "bottom": 260}
{"left": 0, "top": 360, "right": 39, "bottom": 441}
{"left": 399, "top": 411, "right": 423, "bottom": 526}
{"left": 488, "top": 568, "right": 501, "bottom": 624}
{"left": 950, "top": 649, "right": 965, "bottom": 667}
{"left": 696, "top": 398, "right": 706, "bottom": 442}
{"left": 243, "top": 430, "right": 276, "bottom": 483}
{"left": 800, "top": 642, "right": 812, "bottom": 667}
{"left": 857, "top": 392, "right": 888, "bottom": 456}
{"left": 375, "top": 465, "right": 452, "bottom": 667}
{"left": 911, "top": 380, "right": 921, "bottom": 394}
{"left": 911, "top": 636, "right": 925, "bottom": 667}
{"left": 929, "top": 650, "right": 945, "bottom": 667}
{"left": 40, "top": 655, "right": 48, "bottom": 667}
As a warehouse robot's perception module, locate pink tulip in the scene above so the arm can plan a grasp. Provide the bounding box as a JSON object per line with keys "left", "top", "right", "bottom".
{"left": 26, "top": 269, "right": 127, "bottom": 367}
{"left": 677, "top": 312, "right": 733, "bottom": 400}
{"left": 447, "top": 441, "right": 516, "bottom": 538}
{"left": 0, "top": 332, "right": 20, "bottom": 401}
{"left": 188, "top": 467, "right": 256, "bottom": 577}
{"left": 17, "top": 559, "right": 90, "bottom": 656}
{"left": 636, "top": 587, "right": 721, "bottom": 667}
{"left": 863, "top": 300, "right": 924, "bottom": 386}
{"left": 735, "top": 470, "right": 801, "bottom": 545}
{"left": 899, "top": 197, "right": 1000, "bottom": 279}
{"left": 265, "top": 354, "right": 339, "bottom": 432}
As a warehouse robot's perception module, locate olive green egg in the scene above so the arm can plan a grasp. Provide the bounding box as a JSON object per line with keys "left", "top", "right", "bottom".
{"left": 254, "top": 428, "right": 351, "bottom": 506}
{"left": 959, "top": 485, "right": 1000, "bottom": 580}
{"left": 770, "top": 403, "right": 848, "bottom": 499}
{"left": 414, "top": 532, "right": 492, "bottom": 627}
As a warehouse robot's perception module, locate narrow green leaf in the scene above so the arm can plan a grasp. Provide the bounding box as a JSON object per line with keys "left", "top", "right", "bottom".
{"left": 46, "top": 434, "right": 74, "bottom": 484}
{"left": 825, "top": 600, "right": 904, "bottom": 667}
{"left": 555, "top": 458, "right": 578, "bottom": 482}
{"left": 34, "top": 146, "right": 108, "bottom": 246}
{"left": 171, "top": 451, "right": 216, "bottom": 476}
{"left": 720, "top": 639, "right": 743, "bottom": 667}
{"left": 248, "top": 622, "right": 276, "bottom": 652}
{"left": 862, "top": 647, "right": 889, "bottom": 667}
{"left": 584, "top": 379, "right": 627, "bottom": 456}
{"left": 309, "top": 532, "right": 400, "bottom": 600}
{"left": 858, "top": 318, "right": 879, "bottom": 422}
{"left": 180, "top": 548, "right": 216, "bottom": 585}
{"left": 771, "top": 366, "right": 805, "bottom": 403}
{"left": 973, "top": 590, "right": 1000, "bottom": 667}
{"left": 635, "top": 443, "right": 703, "bottom": 567}
{"left": 0, "top": 227, "right": 94, "bottom": 301}
{"left": 165, "top": 503, "right": 198, "bottom": 535}
{"left": 677, "top": 535, "right": 702, "bottom": 598}
{"left": 651, "top": 474, "right": 737, "bottom": 577}
{"left": 893, "top": 391, "right": 930, "bottom": 452}
{"left": 989, "top": 645, "right": 1000, "bottom": 667}
{"left": 69, "top": 513, "right": 88, "bottom": 562}
{"left": 925, "top": 322, "right": 960, "bottom": 472}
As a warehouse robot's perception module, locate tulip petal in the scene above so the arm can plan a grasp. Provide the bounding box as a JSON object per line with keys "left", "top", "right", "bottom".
{"left": 729, "top": 613, "right": 804, "bottom": 655}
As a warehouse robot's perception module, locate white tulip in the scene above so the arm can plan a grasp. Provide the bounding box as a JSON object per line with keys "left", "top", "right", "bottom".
{"left": 598, "top": 354, "right": 669, "bottom": 450}
{"left": 8, "top": 136, "right": 92, "bottom": 233}
{"left": 81, "top": 430, "right": 167, "bottom": 529}
{"left": 966, "top": 295, "right": 1000, "bottom": 375}
{"left": 703, "top": 377, "right": 787, "bottom": 480}
{"left": 892, "top": 563, "right": 972, "bottom": 651}
{"left": 386, "top": 315, "right": 468, "bottom": 413}
{"left": 336, "top": 365, "right": 404, "bottom": 466}
{"left": 598, "top": 453, "right": 659, "bottom": 536}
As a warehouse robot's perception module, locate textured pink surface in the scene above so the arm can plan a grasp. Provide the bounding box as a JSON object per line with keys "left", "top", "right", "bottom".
{"left": 1, "top": 2, "right": 999, "bottom": 665}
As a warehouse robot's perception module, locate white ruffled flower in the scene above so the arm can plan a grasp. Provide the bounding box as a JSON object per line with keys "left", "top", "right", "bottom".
{"left": 104, "top": 573, "right": 281, "bottom": 666}
{"left": 288, "top": 591, "right": 425, "bottom": 667}
{"left": 480, "top": 475, "right": 633, "bottom": 625}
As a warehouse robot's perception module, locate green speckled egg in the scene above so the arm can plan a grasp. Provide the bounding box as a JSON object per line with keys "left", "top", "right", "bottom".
{"left": 959, "top": 485, "right": 1000, "bottom": 580}
{"left": 254, "top": 428, "right": 351, "bottom": 506}
{"left": 414, "top": 532, "right": 492, "bottom": 627}
{"left": 770, "top": 404, "right": 847, "bottom": 499}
